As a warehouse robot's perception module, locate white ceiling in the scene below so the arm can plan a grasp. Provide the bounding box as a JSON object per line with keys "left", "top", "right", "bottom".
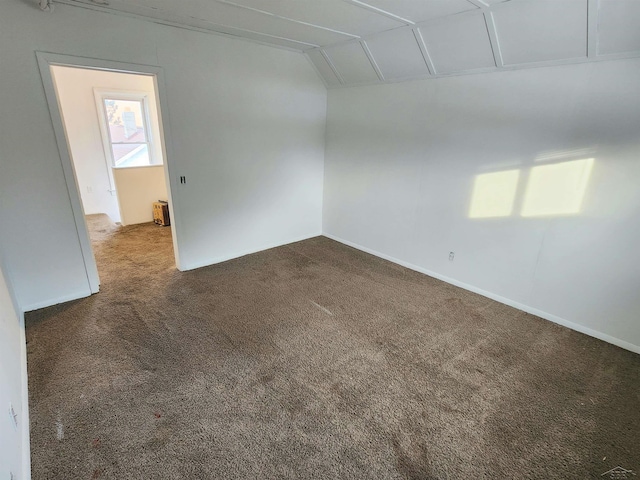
{"left": 54, "top": 0, "right": 640, "bottom": 87}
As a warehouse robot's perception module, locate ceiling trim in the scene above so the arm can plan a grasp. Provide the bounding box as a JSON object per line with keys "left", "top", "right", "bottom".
{"left": 216, "top": 0, "right": 360, "bottom": 40}
{"left": 465, "top": 0, "right": 489, "bottom": 10}
{"left": 53, "top": 0, "right": 319, "bottom": 51}
{"left": 303, "top": 53, "right": 331, "bottom": 88}
{"left": 360, "top": 40, "right": 385, "bottom": 81}
{"left": 320, "top": 49, "right": 345, "bottom": 85}
{"left": 413, "top": 28, "right": 436, "bottom": 75}
{"left": 323, "top": 51, "right": 640, "bottom": 89}
{"left": 305, "top": 8, "right": 489, "bottom": 53}
{"left": 484, "top": 12, "right": 504, "bottom": 68}
{"left": 56, "top": 0, "right": 506, "bottom": 54}
{"left": 344, "top": 0, "right": 414, "bottom": 26}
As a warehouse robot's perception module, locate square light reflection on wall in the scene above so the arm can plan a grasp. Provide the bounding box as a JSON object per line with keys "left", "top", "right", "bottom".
{"left": 521, "top": 158, "right": 594, "bottom": 217}
{"left": 469, "top": 170, "right": 520, "bottom": 219}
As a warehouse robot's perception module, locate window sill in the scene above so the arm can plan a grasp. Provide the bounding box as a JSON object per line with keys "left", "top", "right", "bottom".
{"left": 112, "top": 164, "right": 164, "bottom": 170}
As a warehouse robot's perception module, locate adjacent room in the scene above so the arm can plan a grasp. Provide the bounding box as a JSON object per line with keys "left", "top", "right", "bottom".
{"left": 50, "top": 65, "right": 176, "bottom": 276}
{"left": 0, "top": 0, "right": 638, "bottom": 479}
{"left": 52, "top": 66, "right": 170, "bottom": 222}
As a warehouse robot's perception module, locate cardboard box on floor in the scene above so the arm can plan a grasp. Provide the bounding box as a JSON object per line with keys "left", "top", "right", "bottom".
{"left": 153, "top": 201, "right": 170, "bottom": 226}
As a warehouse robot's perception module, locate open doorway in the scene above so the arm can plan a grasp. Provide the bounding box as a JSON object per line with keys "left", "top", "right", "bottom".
{"left": 37, "top": 53, "right": 181, "bottom": 294}
{"left": 51, "top": 65, "right": 174, "bottom": 281}
{"left": 51, "top": 66, "right": 169, "bottom": 227}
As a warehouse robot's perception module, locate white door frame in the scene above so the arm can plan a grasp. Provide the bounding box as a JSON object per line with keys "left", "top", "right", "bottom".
{"left": 36, "top": 52, "right": 184, "bottom": 294}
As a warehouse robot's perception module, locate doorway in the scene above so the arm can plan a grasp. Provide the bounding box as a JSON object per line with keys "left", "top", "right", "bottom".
{"left": 37, "top": 53, "right": 182, "bottom": 293}
{"left": 51, "top": 65, "right": 169, "bottom": 228}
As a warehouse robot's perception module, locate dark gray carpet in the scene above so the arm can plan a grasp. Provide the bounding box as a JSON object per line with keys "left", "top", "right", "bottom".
{"left": 26, "top": 214, "right": 639, "bottom": 479}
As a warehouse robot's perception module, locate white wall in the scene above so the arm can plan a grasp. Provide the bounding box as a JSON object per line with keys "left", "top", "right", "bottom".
{"left": 0, "top": 256, "right": 30, "bottom": 480}
{"left": 113, "top": 165, "right": 168, "bottom": 225}
{"left": 0, "top": 0, "right": 326, "bottom": 310}
{"left": 323, "top": 59, "right": 640, "bottom": 352}
{"left": 162, "top": 34, "right": 326, "bottom": 270}
{"left": 51, "top": 65, "right": 167, "bottom": 225}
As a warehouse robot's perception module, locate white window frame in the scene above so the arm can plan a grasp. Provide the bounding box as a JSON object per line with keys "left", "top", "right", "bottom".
{"left": 94, "top": 89, "right": 159, "bottom": 170}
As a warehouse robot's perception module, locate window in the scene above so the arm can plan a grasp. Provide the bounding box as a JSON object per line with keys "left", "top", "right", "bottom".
{"left": 97, "top": 92, "right": 159, "bottom": 168}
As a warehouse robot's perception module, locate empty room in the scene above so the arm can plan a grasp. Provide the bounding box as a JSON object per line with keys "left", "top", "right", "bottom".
{"left": 0, "top": 0, "right": 638, "bottom": 479}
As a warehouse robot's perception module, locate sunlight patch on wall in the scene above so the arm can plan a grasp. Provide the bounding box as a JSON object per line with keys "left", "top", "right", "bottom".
{"left": 469, "top": 170, "right": 520, "bottom": 218}
{"left": 534, "top": 148, "right": 595, "bottom": 163}
{"left": 521, "top": 158, "right": 594, "bottom": 217}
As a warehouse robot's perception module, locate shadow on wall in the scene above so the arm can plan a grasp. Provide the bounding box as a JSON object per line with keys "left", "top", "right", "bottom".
{"left": 469, "top": 148, "right": 595, "bottom": 219}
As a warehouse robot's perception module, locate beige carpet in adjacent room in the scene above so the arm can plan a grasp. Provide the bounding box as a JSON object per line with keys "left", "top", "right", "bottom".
{"left": 26, "top": 214, "right": 639, "bottom": 479}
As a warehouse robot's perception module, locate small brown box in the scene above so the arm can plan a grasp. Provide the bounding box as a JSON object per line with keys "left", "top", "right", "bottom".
{"left": 153, "top": 201, "right": 170, "bottom": 226}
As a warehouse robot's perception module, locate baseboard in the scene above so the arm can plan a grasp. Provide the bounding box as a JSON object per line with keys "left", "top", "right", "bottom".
{"left": 22, "top": 289, "right": 92, "bottom": 313}
{"left": 323, "top": 233, "right": 640, "bottom": 355}
{"left": 19, "top": 312, "right": 31, "bottom": 480}
{"left": 180, "top": 232, "right": 323, "bottom": 272}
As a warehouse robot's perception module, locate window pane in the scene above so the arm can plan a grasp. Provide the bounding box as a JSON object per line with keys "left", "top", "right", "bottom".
{"left": 112, "top": 144, "right": 150, "bottom": 167}
{"left": 104, "top": 99, "right": 148, "bottom": 143}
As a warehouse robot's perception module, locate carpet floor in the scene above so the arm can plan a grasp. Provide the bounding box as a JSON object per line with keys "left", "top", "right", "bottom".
{"left": 26, "top": 214, "right": 639, "bottom": 479}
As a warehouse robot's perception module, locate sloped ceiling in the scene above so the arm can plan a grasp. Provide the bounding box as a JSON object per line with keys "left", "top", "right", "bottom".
{"left": 53, "top": 0, "right": 640, "bottom": 87}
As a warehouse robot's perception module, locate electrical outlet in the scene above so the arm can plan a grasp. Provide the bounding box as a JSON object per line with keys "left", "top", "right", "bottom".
{"left": 449, "top": 252, "right": 455, "bottom": 261}
{"left": 9, "top": 403, "right": 17, "bottom": 430}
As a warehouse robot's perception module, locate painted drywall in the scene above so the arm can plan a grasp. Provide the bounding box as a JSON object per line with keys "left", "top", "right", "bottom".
{"left": 50, "top": 65, "right": 166, "bottom": 225}
{"left": 0, "top": 0, "right": 326, "bottom": 310}
{"left": 113, "top": 166, "right": 168, "bottom": 225}
{"left": 323, "top": 58, "right": 640, "bottom": 352}
{"left": 0, "top": 257, "right": 29, "bottom": 480}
